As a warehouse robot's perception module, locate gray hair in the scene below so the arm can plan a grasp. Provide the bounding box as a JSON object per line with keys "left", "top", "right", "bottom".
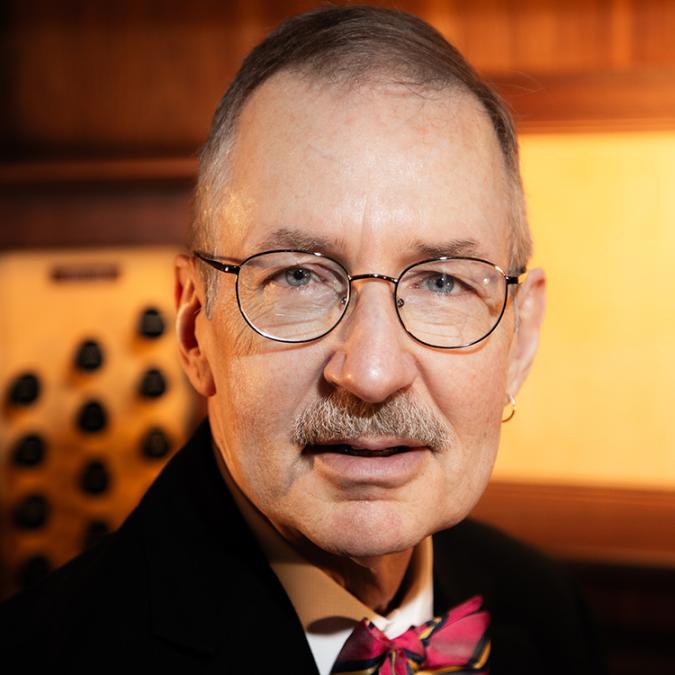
{"left": 193, "top": 5, "right": 531, "bottom": 315}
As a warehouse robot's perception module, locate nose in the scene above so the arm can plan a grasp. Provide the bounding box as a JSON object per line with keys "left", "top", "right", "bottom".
{"left": 323, "top": 281, "right": 418, "bottom": 403}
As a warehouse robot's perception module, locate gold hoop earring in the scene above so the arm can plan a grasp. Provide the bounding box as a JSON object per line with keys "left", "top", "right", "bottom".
{"left": 502, "top": 394, "right": 516, "bottom": 423}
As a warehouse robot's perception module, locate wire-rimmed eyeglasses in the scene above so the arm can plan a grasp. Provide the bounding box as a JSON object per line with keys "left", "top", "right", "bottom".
{"left": 194, "top": 249, "right": 524, "bottom": 349}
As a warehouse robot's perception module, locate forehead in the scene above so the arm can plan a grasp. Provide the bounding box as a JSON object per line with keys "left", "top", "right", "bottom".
{"left": 219, "top": 72, "right": 511, "bottom": 267}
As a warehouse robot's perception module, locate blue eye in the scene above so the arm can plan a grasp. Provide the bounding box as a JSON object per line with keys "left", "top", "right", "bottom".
{"left": 285, "top": 268, "right": 312, "bottom": 286}
{"left": 425, "top": 274, "right": 456, "bottom": 293}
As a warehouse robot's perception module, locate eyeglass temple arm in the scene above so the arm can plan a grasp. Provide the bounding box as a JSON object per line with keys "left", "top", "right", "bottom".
{"left": 506, "top": 268, "right": 527, "bottom": 286}
{"left": 193, "top": 252, "right": 240, "bottom": 275}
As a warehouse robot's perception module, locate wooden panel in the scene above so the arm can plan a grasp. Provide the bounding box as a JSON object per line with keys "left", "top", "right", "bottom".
{"left": 631, "top": 0, "right": 675, "bottom": 64}
{"left": 472, "top": 481, "right": 675, "bottom": 567}
{"left": 571, "top": 562, "right": 675, "bottom": 674}
{"left": 436, "top": 0, "right": 618, "bottom": 72}
{"left": 0, "top": 180, "right": 193, "bottom": 250}
{"left": 2, "top": 0, "right": 246, "bottom": 156}
{"left": 2, "top": 0, "right": 675, "bottom": 161}
{"left": 0, "top": 157, "right": 197, "bottom": 185}
{"left": 492, "top": 66, "right": 675, "bottom": 132}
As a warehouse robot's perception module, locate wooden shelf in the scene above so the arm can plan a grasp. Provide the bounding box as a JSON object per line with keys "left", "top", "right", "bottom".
{"left": 472, "top": 481, "right": 675, "bottom": 568}
{"left": 0, "top": 157, "right": 198, "bottom": 186}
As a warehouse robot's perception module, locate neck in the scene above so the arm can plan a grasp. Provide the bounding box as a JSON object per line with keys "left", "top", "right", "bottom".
{"left": 290, "top": 536, "right": 415, "bottom": 614}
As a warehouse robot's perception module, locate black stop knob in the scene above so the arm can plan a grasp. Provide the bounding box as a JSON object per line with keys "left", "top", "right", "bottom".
{"left": 11, "top": 434, "right": 46, "bottom": 467}
{"left": 141, "top": 427, "right": 171, "bottom": 459}
{"left": 82, "top": 519, "right": 111, "bottom": 549}
{"left": 16, "top": 554, "right": 52, "bottom": 589}
{"left": 74, "top": 339, "right": 104, "bottom": 372}
{"left": 138, "top": 307, "right": 165, "bottom": 339}
{"left": 138, "top": 368, "right": 167, "bottom": 398}
{"left": 79, "top": 460, "right": 110, "bottom": 495}
{"left": 7, "top": 372, "right": 40, "bottom": 406}
{"left": 12, "top": 494, "right": 50, "bottom": 529}
{"left": 77, "top": 400, "right": 107, "bottom": 433}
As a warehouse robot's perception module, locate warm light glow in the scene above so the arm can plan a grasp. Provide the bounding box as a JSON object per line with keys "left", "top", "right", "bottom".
{"left": 495, "top": 131, "right": 675, "bottom": 489}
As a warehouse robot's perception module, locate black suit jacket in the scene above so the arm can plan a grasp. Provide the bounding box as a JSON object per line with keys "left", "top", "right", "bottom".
{"left": 0, "top": 420, "right": 605, "bottom": 673}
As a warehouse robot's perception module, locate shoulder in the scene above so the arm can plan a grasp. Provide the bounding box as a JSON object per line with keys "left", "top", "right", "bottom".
{"left": 433, "top": 517, "right": 581, "bottom": 619}
{"left": 434, "top": 517, "right": 570, "bottom": 584}
{"left": 0, "top": 423, "right": 194, "bottom": 669}
{"left": 0, "top": 513, "right": 148, "bottom": 669}
{"left": 433, "top": 518, "right": 607, "bottom": 674}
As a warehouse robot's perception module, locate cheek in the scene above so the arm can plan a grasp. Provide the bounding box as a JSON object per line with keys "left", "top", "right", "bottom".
{"left": 208, "top": 310, "right": 327, "bottom": 468}
{"left": 218, "top": 296, "right": 260, "bottom": 358}
{"left": 426, "top": 344, "right": 510, "bottom": 434}
{"left": 421, "top": 338, "right": 512, "bottom": 508}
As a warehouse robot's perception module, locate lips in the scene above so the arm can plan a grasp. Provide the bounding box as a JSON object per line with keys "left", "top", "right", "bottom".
{"left": 303, "top": 438, "right": 429, "bottom": 487}
{"left": 305, "top": 435, "right": 424, "bottom": 457}
{"left": 307, "top": 443, "right": 412, "bottom": 458}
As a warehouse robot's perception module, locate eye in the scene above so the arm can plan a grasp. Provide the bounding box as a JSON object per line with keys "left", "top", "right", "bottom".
{"left": 284, "top": 267, "right": 313, "bottom": 287}
{"left": 424, "top": 273, "right": 457, "bottom": 294}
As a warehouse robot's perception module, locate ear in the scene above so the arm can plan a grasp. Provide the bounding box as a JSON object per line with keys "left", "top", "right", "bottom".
{"left": 175, "top": 254, "right": 216, "bottom": 397}
{"left": 506, "top": 267, "right": 546, "bottom": 397}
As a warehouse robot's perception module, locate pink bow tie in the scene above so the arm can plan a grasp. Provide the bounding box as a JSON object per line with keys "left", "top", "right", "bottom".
{"left": 330, "top": 595, "right": 490, "bottom": 674}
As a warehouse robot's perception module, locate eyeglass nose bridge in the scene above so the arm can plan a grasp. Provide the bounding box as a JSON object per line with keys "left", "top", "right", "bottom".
{"left": 349, "top": 272, "right": 399, "bottom": 284}
{"left": 343, "top": 272, "right": 404, "bottom": 315}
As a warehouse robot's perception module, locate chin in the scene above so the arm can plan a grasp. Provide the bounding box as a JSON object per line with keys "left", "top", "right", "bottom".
{"left": 304, "top": 499, "right": 433, "bottom": 559}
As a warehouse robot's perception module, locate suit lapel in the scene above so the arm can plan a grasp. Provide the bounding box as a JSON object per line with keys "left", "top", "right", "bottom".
{"left": 139, "top": 420, "right": 319, "bottom": 673}
{"left": 432, "top": 521, "right": 540, "bottom": 673}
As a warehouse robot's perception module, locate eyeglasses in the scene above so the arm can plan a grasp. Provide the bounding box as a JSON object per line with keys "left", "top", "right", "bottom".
{"left": 194, "top": 249, "right": 524, "bottom": 349}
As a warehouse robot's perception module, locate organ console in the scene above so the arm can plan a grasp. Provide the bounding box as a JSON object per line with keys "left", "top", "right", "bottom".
{"left": 0, "top": 247, "right": 201, "bottom": 599}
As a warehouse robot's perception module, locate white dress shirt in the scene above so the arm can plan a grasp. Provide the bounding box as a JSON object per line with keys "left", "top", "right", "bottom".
{"left": 219, "top": 456, "right": 434, "bottom": 675}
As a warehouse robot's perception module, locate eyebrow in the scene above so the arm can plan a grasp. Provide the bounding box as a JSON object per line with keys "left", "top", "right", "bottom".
{"left": 254, "top": 228, "right": 486, "bottom": 262}
{"left": 406, "top": 238, "right": 484, "bottom": 260}
{"left": 255, "top": 227, "right": 347, "bottom": 254}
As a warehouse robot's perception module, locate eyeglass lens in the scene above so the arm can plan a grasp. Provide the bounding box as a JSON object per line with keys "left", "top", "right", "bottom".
{"left": 236, "top": 251, "right": 507, "bottom": 347}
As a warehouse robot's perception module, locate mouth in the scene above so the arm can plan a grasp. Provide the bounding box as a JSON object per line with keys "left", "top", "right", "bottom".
{"left": 306, "top": 443, "right": 414, "bottom": 458}
{"left": 304, "top": 439, "right": 429, "bottom": 487}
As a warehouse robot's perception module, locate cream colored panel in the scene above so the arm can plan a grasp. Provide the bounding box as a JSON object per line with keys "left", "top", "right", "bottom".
{"left": 0, "top": 247, "right": 200, "bottom": 596}
{"left": 495, "top": 132, "right": 675, "bottom": 488}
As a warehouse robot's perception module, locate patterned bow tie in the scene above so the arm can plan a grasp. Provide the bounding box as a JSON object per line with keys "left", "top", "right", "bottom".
{"left": 330, "top": 595, "right": 490, "bottom": 675}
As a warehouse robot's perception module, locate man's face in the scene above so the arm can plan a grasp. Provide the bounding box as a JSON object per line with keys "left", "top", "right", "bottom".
{"left": 195, "top": 74, "right": 534, "bottom": 559}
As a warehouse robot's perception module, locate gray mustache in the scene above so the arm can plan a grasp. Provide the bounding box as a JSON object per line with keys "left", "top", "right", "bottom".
{"left": 292, "top": 390, "right": 451, "bottom": 451}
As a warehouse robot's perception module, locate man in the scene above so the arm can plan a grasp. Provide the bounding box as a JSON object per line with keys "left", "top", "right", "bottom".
{"left": 1, "top": 6, "right": 605, "bottom": 674}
